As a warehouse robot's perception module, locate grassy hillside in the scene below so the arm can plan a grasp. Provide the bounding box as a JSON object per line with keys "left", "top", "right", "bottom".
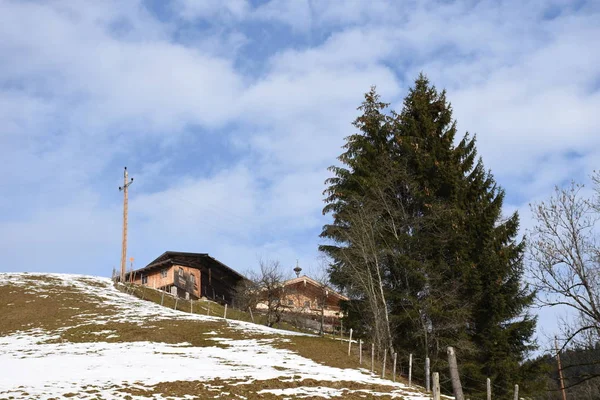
{"left": 0, "top": 273, "right": 432, "bottom": 399}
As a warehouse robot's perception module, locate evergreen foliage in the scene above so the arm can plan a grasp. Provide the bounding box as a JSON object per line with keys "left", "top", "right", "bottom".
{"left": 320, "top": 74, "right": 537, "bottom": 398}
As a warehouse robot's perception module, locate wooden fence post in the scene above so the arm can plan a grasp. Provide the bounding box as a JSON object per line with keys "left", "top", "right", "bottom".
{"left": 371, "top": 343, "right": 375, "bottom": 373}
{"left": 348, "top": 329, "right": 353, "bottom": 356}
{"left": 487, "top": 378, "right": 491, "bottom": 400}
{"left": 425, "top": 357, "right": 431, "bottom": 392}
{"left": 359, "top": 340, "right": 362, "bottom": 364}
{"left": 248, "top": 306, "right": 254, "bottom": 323}
{"left": 190, "top": 299, "right": 193, "bottom": 313}
{"left": 224, "top": 303, "right": 228, "bottom": 320}
{"left": 513, "top": 384, "right": 519, "bottom": 400}
{"left": 408, "top": 353, "right": 413, "bottom": 387}
{"left": 393, "top": 352, "right": 397, "bottom": 382}
{"left": 447, "top": 346, "right": 464, "bottom": 400}
{"left": 382, "top": 349, "right": 387, "bottom": 379}
{"left": 174, "top": 297, "right": 178, "bottom": 310}
{"left": 433, "top": 372, "right": 440, "bottom": 400}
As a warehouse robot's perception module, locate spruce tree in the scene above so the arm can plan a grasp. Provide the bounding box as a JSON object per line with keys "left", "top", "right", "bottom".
{"left": 320, "top": 87, "right": 398, "bottom": 350}
{"left": 320, "top": 86, "right": 394, "bottom": 287}
{"left": 393, "top": 75, "right": 537, "bottom": 398}
{"left": 321, "top": 75, "right": 537, "bottom": 398}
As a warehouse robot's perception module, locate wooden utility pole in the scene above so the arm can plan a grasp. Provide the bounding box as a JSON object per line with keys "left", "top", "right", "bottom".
{"left": 119, "top": 167, "right": 134, "bottom": 282}
{"left": 555, "top": 337, "right": 568, "bottom": 400}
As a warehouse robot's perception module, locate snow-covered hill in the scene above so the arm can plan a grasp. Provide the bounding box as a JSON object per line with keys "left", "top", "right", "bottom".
{"left": 0, "top": 273, "right": 430, "bottom": 399}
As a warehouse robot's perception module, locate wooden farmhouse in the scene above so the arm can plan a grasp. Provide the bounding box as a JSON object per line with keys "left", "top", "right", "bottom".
{"left": 127, "top": 251, "right": 246, "bottom": 305}
{"left": 256, "top": 267, "right": 348, "bottom": 328}
{"left": 276, "top": 275, "right": 348, "bottom": 318}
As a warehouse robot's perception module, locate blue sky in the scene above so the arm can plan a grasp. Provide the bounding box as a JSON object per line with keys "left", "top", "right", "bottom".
{"left": 1, "top": 0, "right": 599, "bottom": 350}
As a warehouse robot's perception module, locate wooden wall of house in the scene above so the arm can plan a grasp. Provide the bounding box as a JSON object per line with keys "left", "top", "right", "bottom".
{"left": 172, "top": 264, "right": 201, "bottom": 299}
{"left": 283, "top": 280, "right": 343, "bottom": 316}
{"left": 132, "top": 267, "right": 174, "bottom": 290}
{"left": 200, "top": 268, "right": 242, "bottom": 305}
{"left": 131, "top": 265, "right": 201, "bottom": 299}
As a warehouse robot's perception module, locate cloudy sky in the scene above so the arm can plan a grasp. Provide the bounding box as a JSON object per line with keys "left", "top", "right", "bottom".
{"left": 1, "top": 0, "right": 599, "bottom": 346}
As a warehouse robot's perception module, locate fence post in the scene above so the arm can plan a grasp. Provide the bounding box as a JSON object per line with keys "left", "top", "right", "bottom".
{"left": 393, "top": 352, "right": 397, "bottom": 382}
{"left": 433, "top": 372, "right": 440, "bottom": 400}
{"left": 408, "top": 353, "right": 413, "bottom": 387}
{"left": 248, "top": 307, "right": 254, "bottom": 323}
{"left": 382, "top": 349, "right": 387, "bottom": 379}
{"left": 426, "top": 357, "right": 431, "bottom": 392}
{"left": 487, "top": 378, "right": 491, "bottom": 400}
{"left": 359, "top": 340, "right": 362, "bottom": 365}
{"left": 174, "top": 298, "right": 178, "bottom": 310}
{"left": 207, "top": 302, "right": 210, "bottom": 316}
{"left": 224, "top": 303, "right": 228, "bottom": 320}
{"left": 371, "top": 343, "right": 375, "bottom": 373}
{"left": 447, "top": 346, "right": 464, "bottom": 400}
{"left": 348, "top": 328, "right": 353, "bottom": 356}
{"left": 161, "top": 290, "right": 165, "bottom": 306}
{"left": 513, "top": 384, "right": 519, "bottom": 400}
{"left": 190, "top": 299, "right": 193, "bottom": 313}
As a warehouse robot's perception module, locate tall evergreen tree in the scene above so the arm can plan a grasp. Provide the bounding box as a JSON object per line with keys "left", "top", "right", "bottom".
{"left": 321, "top": 75, "right": 537, "bottom": 399}
{"left": 320, "top": 87, "right": 398, "bottom": 352}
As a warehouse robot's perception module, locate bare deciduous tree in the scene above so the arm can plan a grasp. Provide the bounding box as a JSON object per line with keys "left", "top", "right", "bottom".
{"left": 333, "top": 175, "right": 402, "bottom": 356}
{"left": 255, "top": 259, "right": 286, "bottom": 327}
{"left": 529, "top": 173, "right": 600, "bottom": 349}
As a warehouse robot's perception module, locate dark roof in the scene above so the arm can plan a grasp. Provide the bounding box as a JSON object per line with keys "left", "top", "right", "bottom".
{"left": 134, "top": 251, "right": 247, "bottom": 281}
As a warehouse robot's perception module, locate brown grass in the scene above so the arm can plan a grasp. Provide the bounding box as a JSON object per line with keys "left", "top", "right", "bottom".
{"left": 117, "top": 377, "right": 407, "bottom": 399}
{"left": 0, "top": 278, "right": 117, "bottom": 335}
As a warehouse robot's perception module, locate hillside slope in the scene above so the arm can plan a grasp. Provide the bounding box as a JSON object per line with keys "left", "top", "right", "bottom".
{"left": 0, "top": 273, "right": 430, "bottom": 399}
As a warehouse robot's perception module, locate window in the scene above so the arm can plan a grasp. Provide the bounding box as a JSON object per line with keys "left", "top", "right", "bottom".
{"left": 190, "top": 274, "right": 195, "bottom": 284}
{"left": 160, "top": 269, "right": 168, "bottom": 278}
{"left": 141, "top": 275, "right": 148, "bottom": 284}
{"left": 303, "top": 301, "right": 310, "bottom": 308}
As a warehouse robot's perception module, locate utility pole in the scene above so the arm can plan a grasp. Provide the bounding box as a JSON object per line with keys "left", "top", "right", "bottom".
{"left": 555, "top": 337, "right": 568, "bottom": 400}
{"left": 119, "top": 167, "right": 134, "bottom": 282}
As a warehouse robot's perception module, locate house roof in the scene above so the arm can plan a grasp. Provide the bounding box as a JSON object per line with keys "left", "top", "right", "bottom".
{"left": 132, "top": 251, "right": 247, "bottom": 282}
{"left": 283, "top": 275, "right": 349, "bottom": 301}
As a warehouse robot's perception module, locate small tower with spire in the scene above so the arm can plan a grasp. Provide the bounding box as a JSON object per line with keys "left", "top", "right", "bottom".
{"left": 293, "top": 260, "right": 302, "bottom": 277}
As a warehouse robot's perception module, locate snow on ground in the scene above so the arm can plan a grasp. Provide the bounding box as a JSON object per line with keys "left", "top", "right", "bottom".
{"left": 0, "top": 273, "right": 431, "bottom": 399}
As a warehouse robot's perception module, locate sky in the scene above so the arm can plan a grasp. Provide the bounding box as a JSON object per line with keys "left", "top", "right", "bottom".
{"left": 1, "top": 0, "right": 599, "bottom": 350}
